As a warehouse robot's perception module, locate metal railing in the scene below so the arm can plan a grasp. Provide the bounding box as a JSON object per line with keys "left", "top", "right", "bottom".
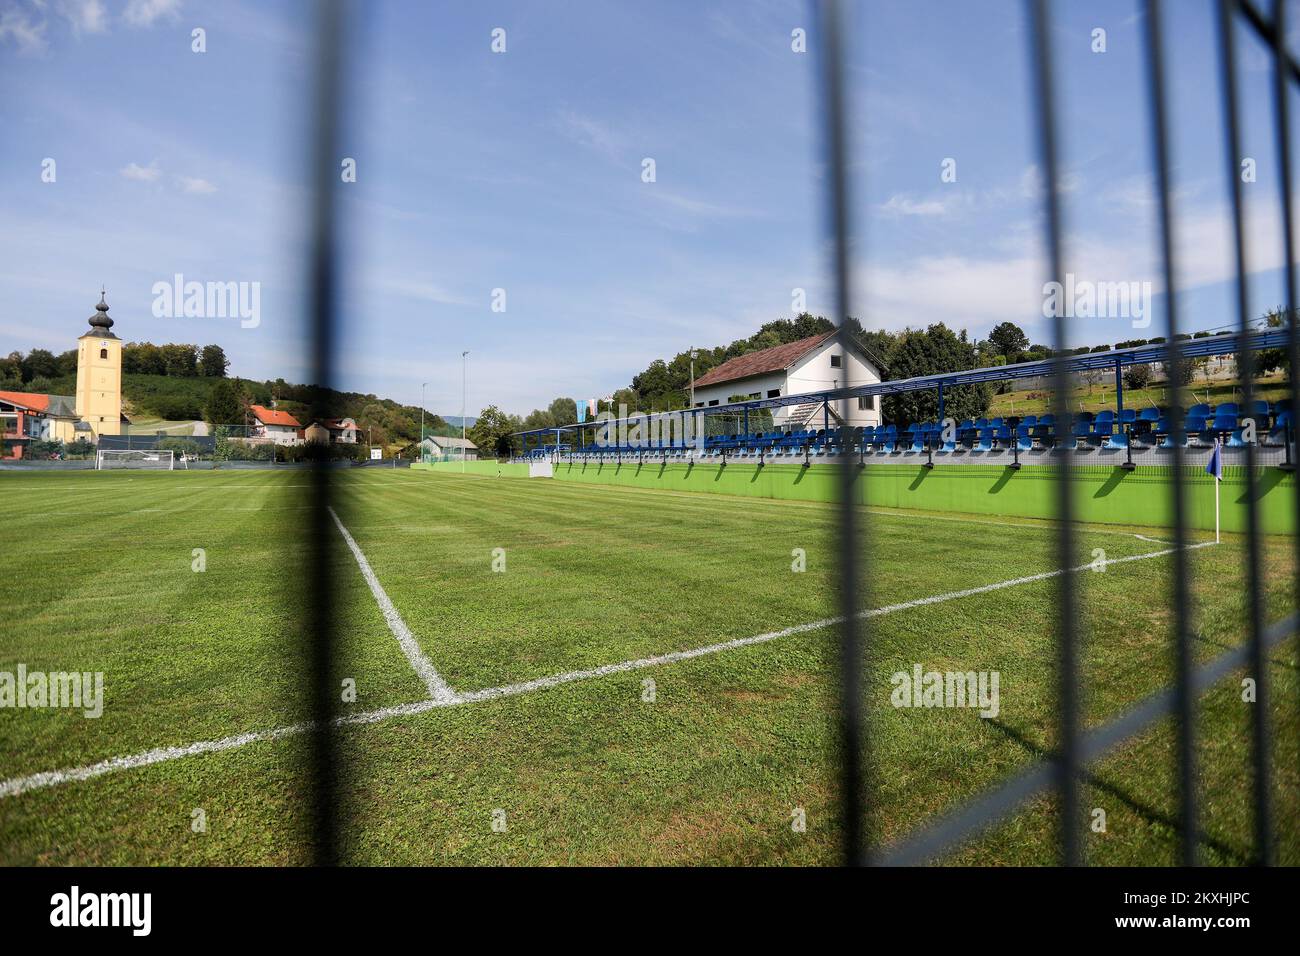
{"left": 293, "top": 0, "right": 1295, "bottom": 866}
{"left": 817, "top": 0, "right": 1296, "bottom": 867}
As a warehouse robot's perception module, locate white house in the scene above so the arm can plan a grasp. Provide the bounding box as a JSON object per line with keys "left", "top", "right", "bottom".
{"left": 418, "top": 435, "right": 478, "bottom": 460}
{"left": 690, "top": 331, "right": 883, "bottom": 428}
{"left": 249, "top": 404, "right": 302, "bottom": 446}
{"left": 327, "top": 418, "right": 358, "bottom": 443}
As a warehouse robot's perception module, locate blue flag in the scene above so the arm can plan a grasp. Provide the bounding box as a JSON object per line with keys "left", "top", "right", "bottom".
{"left": 576, "top": 400, "right": 586, "bottom": 424}
{"left": 1205, "top": 439, "right": 1223, "bottom": 481}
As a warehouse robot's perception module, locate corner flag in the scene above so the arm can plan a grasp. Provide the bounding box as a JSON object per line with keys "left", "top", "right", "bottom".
{"left": 1206, "top": 438, "right": 1222, "bottom": 543}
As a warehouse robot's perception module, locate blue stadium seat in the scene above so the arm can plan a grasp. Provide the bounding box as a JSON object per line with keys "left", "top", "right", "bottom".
{"left": 1211, "top": 413, "right": 1238, "bottom": 435}
{"left": 1189, "top": 403, "right": 1211, "bottom": 419}
{"left": 1016, "top": 424, "right": 1034, "bottom": 451}
{"left": 1138, "top": 406, "right": 1160, "bottom": 422}
{"left": 1266, "top": 410, "right": 1292, "bottom": 446}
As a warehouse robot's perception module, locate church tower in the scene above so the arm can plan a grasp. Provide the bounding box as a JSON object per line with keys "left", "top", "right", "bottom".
{"left": 74, "top": 290, "right": 123, "bottom": 437}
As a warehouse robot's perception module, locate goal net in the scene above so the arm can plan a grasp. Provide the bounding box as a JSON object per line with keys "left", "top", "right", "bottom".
{"left": 96, "top": 449, "right": 178, "bottom": 470}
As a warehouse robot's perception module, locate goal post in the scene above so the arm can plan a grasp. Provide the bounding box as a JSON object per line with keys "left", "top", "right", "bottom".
{"left": 95, "top": 448, "right": 177, "bottom": 470}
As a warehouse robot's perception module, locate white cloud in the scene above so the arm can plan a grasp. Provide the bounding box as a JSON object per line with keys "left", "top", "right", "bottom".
{"left": 880, "top": 193, "right": 950, "bottom": 217}
{"left": 0, "top": 6, "right": 47, "bottom": 52}
{"left": 646, "top": 189, "right": 758, "bottom": 220}
{"left": 123, "top": 0, "right": 182, "bottom": 28}
{"left": 120, "top": 160, "right": 162, "bottom": 182}
{"left": 55, "top": 0, "right": 107, "bottom": 34}
{"left": 374, "top": 275, "right": 472, "bottom": 307}
{"left": 178, "top": 176, "right": 216, "bottom": 194}
{"left": 555, "top": 109, "right": 623, "bottom": 160}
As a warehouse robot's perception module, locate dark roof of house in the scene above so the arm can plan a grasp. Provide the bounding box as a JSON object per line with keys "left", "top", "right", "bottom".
{"left": 692, "top": 331, "right": 837, "bottom": 389}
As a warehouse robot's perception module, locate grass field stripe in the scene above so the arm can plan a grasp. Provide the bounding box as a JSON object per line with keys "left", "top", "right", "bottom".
{"left": 327, "top": 506, "right": 456, "bottom": 703}
{"left": 0, "top": 724, "right": 313, "bottom": 799}
{"left": 458, "top": 541, "right": 1217, "bottom": 703}
{"left": 0, "top": 539, "right": 1212, "bottom": 801}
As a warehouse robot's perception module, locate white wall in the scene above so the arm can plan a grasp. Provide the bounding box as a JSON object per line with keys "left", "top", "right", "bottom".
{"left": 691, "top": 370, "right": 786, "bottom": 410}
{"left": 260, "top": 423, "right": 300, "bottom": 446}
{"left": 689, "top": 339, "right": 882, "bottom": 428}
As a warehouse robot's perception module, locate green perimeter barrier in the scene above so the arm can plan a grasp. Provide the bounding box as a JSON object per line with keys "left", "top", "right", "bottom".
{"left": 412, "top": 460, "right": 532, "bottom": 478}
{"left": 547, "top": 460, "right": 1295, "bottom": 535}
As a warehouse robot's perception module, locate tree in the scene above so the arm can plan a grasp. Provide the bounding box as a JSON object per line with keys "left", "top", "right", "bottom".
{"left": 199, "top": 344, "right": 230, "bottom": 377}
{"left": 467, "top": 405, "right": 520, "bottom": 458}
{"left": 1122, "top": 363, "right": 1152, "bottom": 390}
{"left": 20, "top": 349, "right": 59, "bottom": 383}
{"left": 987, "top": 325, "right": 1029, "bottom": 361}
{"left": 547, "top": 397, "right": 578, "bottom": 424}
{"left": 881, "top": 324, "right": 992, "bottom": 426}
{"left": 123, "top": 342, "right": 166, "bottom": 375}
{"left": 205, "top": 378, "right": 244, "bottom": 426}
{"left": 0, "top": 353, "right": 21, "bottom": 390}
{"left": 160, "top": 343, "right": 198, "bottom": 377}
{"left": 521, "top": 408, "right": 556, "bottom": 431}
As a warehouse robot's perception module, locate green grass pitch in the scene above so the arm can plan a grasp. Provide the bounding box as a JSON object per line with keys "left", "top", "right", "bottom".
{"left": 0, "top": 467, "right": 1295, "bottom": 865}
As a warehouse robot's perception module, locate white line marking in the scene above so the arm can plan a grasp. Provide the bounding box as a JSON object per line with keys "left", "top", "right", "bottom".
{"left": 0, "top": 541, "right": 1215, "bottom": 800}
{"left": 327, "top": 506, "right": 456, "bottom": 703}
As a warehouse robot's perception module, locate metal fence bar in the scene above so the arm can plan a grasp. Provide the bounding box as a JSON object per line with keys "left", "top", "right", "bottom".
{"left": 1216, "top": 0, "right": 1273, "bottom": 866}
{"left": 1026, "top": 0, "right": 1082, "bottom": 867}
{"left": 1143, "top": 0, "right": 1200, "bottom": 867}
{"left": 304, "top": 0, "right": 346, "bottom": 867}
{"left": 878, "top": 613, "right": 1298, "bottom": 865}
{"left": 1241, "top": 0, "right": 1300, "bottom": 82}
{"left": 814, "top": 0, "right": 867, "bottom": 867}
{"left": 1267, "top": 0, "right": 1300, "bottom": 797}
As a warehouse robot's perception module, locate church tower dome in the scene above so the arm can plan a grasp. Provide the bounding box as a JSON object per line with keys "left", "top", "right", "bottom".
{"left": 87, "top": 288, "right": 116, "bottom": 336}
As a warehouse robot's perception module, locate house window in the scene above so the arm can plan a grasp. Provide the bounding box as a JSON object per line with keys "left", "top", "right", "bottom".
{"left": 858, "top": 396, "right": 870, "bottom": 411}
{"left": 99, "top": 348, "right": 108, "bottom": 359}
{"left": 748, "top": 392, "right": 760, "bottom": 400}
{"left": 767, "top": 389, "right": 780, "bottom": 398}
{"left": 707, "top": 399, "right": 719, "bottom": 407}
{"left": 830, "top": 354, "right": 842, "bottom": 368}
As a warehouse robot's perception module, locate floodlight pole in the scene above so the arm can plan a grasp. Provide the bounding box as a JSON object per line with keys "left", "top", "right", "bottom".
{"left": 420, "top": 381, "right": 428, "bottom": 464}
{"left": 689, "top": 349, "right": 697, "bottom": 408}
{"left": 461, "top": 350, "right": 469, "bottom": 473}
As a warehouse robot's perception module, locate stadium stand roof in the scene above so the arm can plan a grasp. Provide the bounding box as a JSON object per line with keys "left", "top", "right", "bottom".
{"left": 513, "top": 327, "right": 1291, "bottom": 439}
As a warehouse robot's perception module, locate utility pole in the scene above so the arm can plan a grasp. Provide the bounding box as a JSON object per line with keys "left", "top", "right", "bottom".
{"left": 420, "top": 381, "right": 428, "bottom": 464}
{"left": 689, "top": 348, "right": 697, "bottom": 408}
{"left": 461, "top": 351, "right": 469, "bottom": 473}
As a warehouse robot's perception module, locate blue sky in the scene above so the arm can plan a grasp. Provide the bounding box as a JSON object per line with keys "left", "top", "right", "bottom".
{"left": 1, "top": 0, "right": 1296, "bottom": 417}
